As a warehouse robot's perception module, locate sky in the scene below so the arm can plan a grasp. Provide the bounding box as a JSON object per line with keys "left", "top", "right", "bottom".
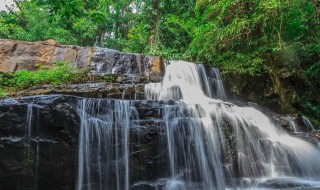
{"left": 0, "top": 0, "right": 14, "bottom": 11}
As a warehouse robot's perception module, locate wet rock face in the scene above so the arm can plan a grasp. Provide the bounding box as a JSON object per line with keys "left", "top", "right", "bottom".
{"left": 0, "top": 39, "right": 164, "bottom": 81}
{"left": 1, "top": 96, "right": 320, "bottom": 190}
{"left": 222, "top": 71, "right": 308, "bottom": 115}
{"left": 0, "top": 95, "right": 80, "bottom": 190}
{"left": 0, "top": 95, "right": 169, "bottom": 190}
{"left": 223, "top": 73, "right": 282, "bottom": 111}
{"left": 257, "top": 178, "right": 312, "bottom": 189}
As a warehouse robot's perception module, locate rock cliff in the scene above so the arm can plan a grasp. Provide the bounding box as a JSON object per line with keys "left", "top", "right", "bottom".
{"left": 0, "top": 39, "right": 164, "bottom": 81}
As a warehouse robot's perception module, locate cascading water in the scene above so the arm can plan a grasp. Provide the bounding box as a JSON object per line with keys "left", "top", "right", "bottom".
{"left": 76, "top": 99, "right": 138, "bottom": 190}
{"left": 302, "top": 116, "right": 315, "bottom": 132}
{"left": 24, "top": 102, "right": 41, "bottom": 190}
{"left": 76, "top": 60, "right": 320, "bottom": 190}
{"left": 145, "top": 61, "right": 320, "bottom": 189}
{"left": 144, "top": 60, "right": 226, "bottom": 101}
{"left": 287, "top": 116, "right": 298, "bottom": 133}
{"left": 26, "top": 103, "right": 33, "bottom": 140}
{"left": 287, "top": 115, "right": 315, "bottom": 133}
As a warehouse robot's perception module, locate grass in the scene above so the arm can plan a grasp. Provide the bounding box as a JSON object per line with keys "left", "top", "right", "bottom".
{"left": 0, "top": 62, "right": 115, "bottom": 98}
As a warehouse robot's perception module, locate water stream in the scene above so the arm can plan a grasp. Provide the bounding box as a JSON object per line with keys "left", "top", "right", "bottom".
{"left": 76, "top": 99, "right": 138, "bottom": 190}
{"left": 287, "top": 115, "right": 315, "bottom": 133}
{"left": 76, "top": 61, "right": 320, "bottom": 190}
{"left": 302, "top": 116, "right": 315, "bottom": 132}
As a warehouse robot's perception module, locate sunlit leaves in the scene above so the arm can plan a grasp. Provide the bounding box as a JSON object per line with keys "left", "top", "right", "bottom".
{"left": 186, "top": 0, "right": 320, "bottom": 76}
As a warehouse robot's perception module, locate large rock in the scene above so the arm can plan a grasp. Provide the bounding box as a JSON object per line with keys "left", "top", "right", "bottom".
{"left": 223, "top": 71, "right": 308, "bottom": 115}
{"left": 0, "top": 95, "right": 168, "bottom": 190}
{"left": 0, "top": 39, "right": 164, "bottom": 81}
{"left": 90, "top": 47, "right": 165, "bottom": 81}
{"left": 0, "top": 39, "right": 93, "bottom": 71}
{"left": 0, "top": 95, "right": 80, "bottom": 190}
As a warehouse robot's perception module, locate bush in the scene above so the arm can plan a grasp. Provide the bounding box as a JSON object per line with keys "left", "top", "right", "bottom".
{"left": 305, "top": 61, "right": 320, "bottom": 88}
{"left": 0, "top": 62, "right": 88, "bottom": 93}
{"left": 296, "top": 96, "right": 320, "bottom": 121}
{"left": 0, "top": 87, "right": 7, "bottom": 98}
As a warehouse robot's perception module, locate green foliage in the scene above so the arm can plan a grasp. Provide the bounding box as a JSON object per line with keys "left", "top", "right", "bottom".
{"left": 0, "top": 62, "right": 120, "bottom": 96}
{"left": 305, "top": 61, "right": 320, "bottom": 87}
{"left": 297, "top": 96, "right": 320, "bottom": 121}
{"left": 0, "top": 87, "right": 7, "bottom": 98}
{"left": 187, "top": 0, "right": 320, "bottom": 76}
{"left": 0, "top": 62, "right": 86, "bottom": 92}
{"left": 99, "top": 75, "right": 116, "bottom": 83}
{"left": 214, "top": 51, "right": 266, "bottom": 75}
{"left": 0, "top": 0, "right": 135, "bottom": 46}
{"left": 0, "top": 1, "right": 78, "bottom": 44}
{"left": 125, "top": 22, "right": 149, "bottom": 53}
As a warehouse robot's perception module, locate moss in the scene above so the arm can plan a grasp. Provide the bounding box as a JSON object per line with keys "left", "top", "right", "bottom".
{"left": 0, "top": 88, "right": 8, "bottom": 98}
{"left": 0, "top": 62, "right": 126, "bottom": 98}
{"left": 99, "top": 75, "right": 116, "bottom": 83}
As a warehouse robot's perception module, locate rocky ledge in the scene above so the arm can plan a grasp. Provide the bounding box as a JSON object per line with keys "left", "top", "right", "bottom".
{"left": 0, "top": 39, "right": 165, "bottom": 81}
{"left": 8, "top": 82, "right": 146, "bottom": 100}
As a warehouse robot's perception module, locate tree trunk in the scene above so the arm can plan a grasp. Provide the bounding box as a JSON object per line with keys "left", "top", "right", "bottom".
{"left": 149, "top": 2, "right": 159, "bottom": 48}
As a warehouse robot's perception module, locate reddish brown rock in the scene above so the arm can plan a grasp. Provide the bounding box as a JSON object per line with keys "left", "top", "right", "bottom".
{"left": 0, "top": 39, "right": 94, "bottom": 72}
{"left": 148, "top": 57, "right": 165, "bottom": 81}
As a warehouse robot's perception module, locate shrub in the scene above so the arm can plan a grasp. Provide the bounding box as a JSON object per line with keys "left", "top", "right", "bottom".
{"left": 0, "top": 62, "right": 87, "bottom": 93}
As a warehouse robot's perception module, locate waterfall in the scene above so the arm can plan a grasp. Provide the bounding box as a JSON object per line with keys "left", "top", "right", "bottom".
{"left": 145, "top": 60, "right": 226, "bottom": 102}
{"left": 145, "top": 61, "right": 320, "bottom": 189}
{"left": 287, "top": 115, "right": 315, "bottom": 133}
{"left": 210, "top": 67, "right": 226, "bottom": 99}
{"left": 26, "top": 103, "right": 33, "bottom": 140}
{"left": 25, "top": 102, "right": 41, "bottom": 190}
{"left": 76, "top": 60, "right": 320, "bottom": 189}
{"left": 302, "top": 116, "right": 315, "bottom": 132}
{"left": 287, "top": 116, "right": 298, "bottom": 132}
{"left": 76, "top": 99, "right": 138, "bottom": 190}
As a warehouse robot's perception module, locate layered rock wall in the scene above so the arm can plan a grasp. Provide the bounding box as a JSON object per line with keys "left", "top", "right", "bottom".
{"left": 0, "top": 39, "right": 93, "bottom": 71}
{"left": 0, "top": 39, "right": 164, "bottom": 81}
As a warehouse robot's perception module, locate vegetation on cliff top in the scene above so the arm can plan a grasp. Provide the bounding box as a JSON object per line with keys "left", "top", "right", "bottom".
{"left": 0, "top": 0, "right": 319, "bottom": 121}
{"left": 0, "top": 62, "right": 84, "bottom": 97}
{"left": 0, "top": 62, "right": 115, "bottom": 97}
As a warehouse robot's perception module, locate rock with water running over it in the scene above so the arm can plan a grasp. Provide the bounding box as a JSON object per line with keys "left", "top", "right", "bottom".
{"left": 0, "top": 95, "right": 171, "bottom": 190}
{"left": 0, "top": 95, "right": 80, "bottom": 190}
{"left": 257, "top": 177, "right": 313, "bottom": 189}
